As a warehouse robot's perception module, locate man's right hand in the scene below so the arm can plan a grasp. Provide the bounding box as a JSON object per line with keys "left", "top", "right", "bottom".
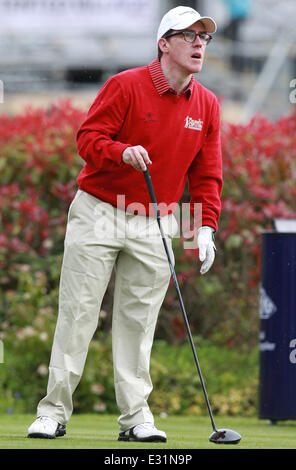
{"left": 122, "top": 146, "right": 152, "bottom": 171}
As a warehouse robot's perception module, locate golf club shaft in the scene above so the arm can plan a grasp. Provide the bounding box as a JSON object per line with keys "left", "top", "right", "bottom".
{"left": 143, "top": 167, "right": 217, "bottom": 433}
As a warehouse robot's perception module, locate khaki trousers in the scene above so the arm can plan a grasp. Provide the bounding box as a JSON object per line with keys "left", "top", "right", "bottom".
{"left": 37, "top": 190, "right": 177, "bottom": 431}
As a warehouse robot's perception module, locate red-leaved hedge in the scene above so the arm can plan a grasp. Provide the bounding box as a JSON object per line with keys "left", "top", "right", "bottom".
{"left": 1, "top": 101, "right": 296, "bottom": 347}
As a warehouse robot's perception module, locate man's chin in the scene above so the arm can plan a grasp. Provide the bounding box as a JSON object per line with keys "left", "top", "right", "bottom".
{"left": 187, "top": 60, "right": 204, "bottom": 74}
{"left": 190, "top": 65, "right": 203, "bottom": 75}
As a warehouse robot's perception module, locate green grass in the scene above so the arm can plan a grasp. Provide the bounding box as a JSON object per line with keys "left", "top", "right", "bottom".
{"left": 0, "top": 414, "right": 296, "bottom": 449}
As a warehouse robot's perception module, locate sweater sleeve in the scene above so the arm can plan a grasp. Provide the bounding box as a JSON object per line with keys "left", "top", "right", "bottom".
{"left": 76, "top": 76, "right": 131, "bottom": 169}
{"left": 188, "top": 97, "right": 223, "bottom": 232}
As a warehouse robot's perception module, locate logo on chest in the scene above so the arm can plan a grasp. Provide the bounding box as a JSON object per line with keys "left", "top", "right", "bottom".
{"left": 184, "top": 116, "right": 203, "bottom": 131}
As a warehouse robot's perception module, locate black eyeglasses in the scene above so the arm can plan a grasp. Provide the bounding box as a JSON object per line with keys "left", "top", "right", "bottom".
{"left": 164, "top": 30, "right": 212, "bottom": 45}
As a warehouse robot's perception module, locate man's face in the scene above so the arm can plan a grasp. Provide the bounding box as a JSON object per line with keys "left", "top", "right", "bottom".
{"left": 162, "top": 21, "right": 208, "bottom": 75}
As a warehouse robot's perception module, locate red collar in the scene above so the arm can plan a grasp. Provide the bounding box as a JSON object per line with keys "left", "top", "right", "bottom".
{"left": 148, "top": 58, "right": 194, "bottom": 98}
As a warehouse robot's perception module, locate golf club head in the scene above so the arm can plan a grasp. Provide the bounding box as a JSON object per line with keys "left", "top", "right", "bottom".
{"left": 209, "top": 428, "right": 241, "bottom": 444}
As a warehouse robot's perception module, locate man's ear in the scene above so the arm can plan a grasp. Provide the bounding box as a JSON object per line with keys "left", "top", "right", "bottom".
{"left": 158, "top": 37, "right": 170, "bottom": 55}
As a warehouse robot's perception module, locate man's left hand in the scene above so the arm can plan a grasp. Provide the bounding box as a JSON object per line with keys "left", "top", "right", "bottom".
{"left": 197, "top": 226, "right": 216, "bottom": 275}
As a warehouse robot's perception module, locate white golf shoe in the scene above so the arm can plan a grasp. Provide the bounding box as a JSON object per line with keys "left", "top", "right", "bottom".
{"left": 27, "top": 416, "right": 66, "bottom": 439}
{"left": 118, "top": 422, "right": 167, "bottom": 442}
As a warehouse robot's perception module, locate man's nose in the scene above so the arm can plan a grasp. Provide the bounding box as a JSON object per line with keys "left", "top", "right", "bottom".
{"left": 193, "top": 35, "right": 203, "bottom": 46}
{"left": 193, "top": 36, "right": 203, "bottom": 47}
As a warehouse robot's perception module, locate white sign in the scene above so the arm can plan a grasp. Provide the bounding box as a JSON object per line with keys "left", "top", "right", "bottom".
{"left": 0, "top": 0, "right": 159, "bottom": 35}
{"left": 273, "top": 217, "right": 296, "bottom": 232}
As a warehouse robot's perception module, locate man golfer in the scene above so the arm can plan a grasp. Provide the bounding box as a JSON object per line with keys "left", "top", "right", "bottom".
{"left": 28, "top": 5, "right": 222, "bottom": 442}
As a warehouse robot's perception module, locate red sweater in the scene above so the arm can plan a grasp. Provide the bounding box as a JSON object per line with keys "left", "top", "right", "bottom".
{"left": 76, "top": 58, "right": 223, "bottom": 231}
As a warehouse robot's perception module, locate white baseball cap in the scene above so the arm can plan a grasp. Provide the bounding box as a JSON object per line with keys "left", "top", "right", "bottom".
{"left": 157, "top": 6, "right": 217, "bottom": 42}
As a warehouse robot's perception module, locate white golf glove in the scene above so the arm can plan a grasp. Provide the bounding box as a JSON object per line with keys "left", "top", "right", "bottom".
{"left": 197, "top": 226, "right": 216, "bottom": 275}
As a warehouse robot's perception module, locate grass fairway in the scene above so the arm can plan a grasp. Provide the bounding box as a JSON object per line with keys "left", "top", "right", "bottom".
{"left": 0, "top": 414, "right": 296, "bottom": 450}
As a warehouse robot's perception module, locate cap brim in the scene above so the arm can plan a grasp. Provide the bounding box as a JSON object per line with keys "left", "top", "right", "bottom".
{"left": 174, "top": 16, "right": 217, "bottom": 34}
{"left": 199, "top": 17, "right": 217, "bottom": 33}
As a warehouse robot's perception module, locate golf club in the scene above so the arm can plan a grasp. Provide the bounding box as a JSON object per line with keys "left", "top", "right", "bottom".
{"left": 143, "top": 167, "right": 241, "bottom": 445}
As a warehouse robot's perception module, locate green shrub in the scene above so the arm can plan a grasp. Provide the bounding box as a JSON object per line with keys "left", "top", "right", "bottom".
{"left": 1, "top": 320, "right": 258, "bottom": 417}
{"left": 149, "top": 339, "right": 258, "bottom": 417}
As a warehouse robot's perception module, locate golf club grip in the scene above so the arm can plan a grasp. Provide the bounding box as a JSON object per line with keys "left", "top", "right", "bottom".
{"left": 143, "top": 168, "right": 159, "bottom": 218}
